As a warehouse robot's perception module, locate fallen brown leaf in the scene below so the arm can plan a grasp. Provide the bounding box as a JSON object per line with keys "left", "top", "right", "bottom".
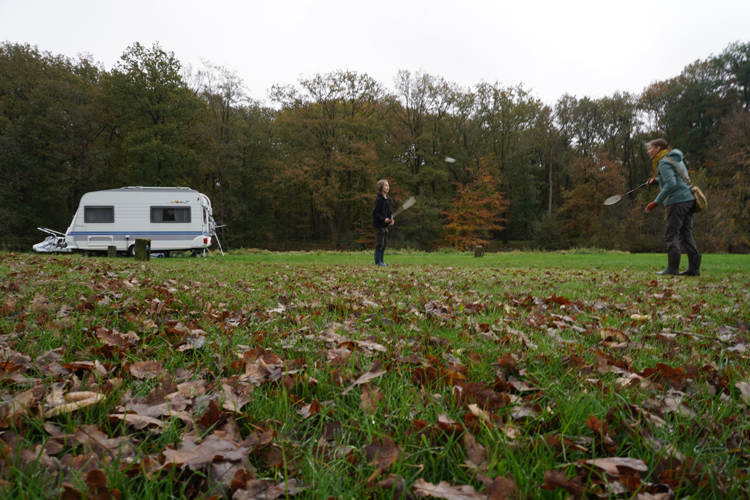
{"left": 541, "top": 469, "right": 583, "bottom": 499}
{"left": 412, "top": 478, "right": 486, "bottom": 499}
{"left": 373, "top": 474, "right": 415, "bottom": 500}
{"left": 95, "top": 328, "right": 140, "bottom": 349}
{"left": 342, "top": 360, "right": 385, "bottom": 395}
{"left": 583, "top": 457, "right": 648, "bottom": 476}
{"left": 74, "top": 425, "right": 135, "bottom": 459}
{"left": 233, "top": 478, "right": 306, "bottom": 499}
{"left": 86, "top": 469, "right": 121, "bottom": 500}
{"left": 481, "top": 474, "right": 519, "bottom": 500}
{"left": 197, "top": 398, "right": 224, "bottom": 429}
{"left": 162, "top": 432, "right": 249, "bottom": 470}
{"left": 364, "top": 436, "right": 401, "bottom": 484}
{"left": 463, "top": 432, "right": 487, "bottom": 471}
{"left": 436, "top": 414, "right": 464, "bottom": 436}
{"left": 600, "top": 328, "right": 629, "bottom": 342}
{"left": 108, "top": 413, "right": 165, "bottom": 433}
{"left": 129, "top": 360, "right": 165, "bottom": 380}
{"left": 0, "top": 386, "right": 42, "bottom": 428}
{"left": 736, "top": 381, "right": 750, "bottom": 403}
{"left": 297, "top": 399, "right": 321, "bottom": 419}
{"left": 361, "top": 383, "right": 384, "bottom": 414}
{"left": 61, "top": 483, "right": 83, "bottom": 500}
{"left": 222, "top": 384, "right": 250, "bottom": 412}
{"left": 45, "top": 393, "right": 106, "bottom": 418}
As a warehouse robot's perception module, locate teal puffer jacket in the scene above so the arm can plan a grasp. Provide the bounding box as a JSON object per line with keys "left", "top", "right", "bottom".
{"left": 653, "top": 149, "right": 695, "bottom": 206}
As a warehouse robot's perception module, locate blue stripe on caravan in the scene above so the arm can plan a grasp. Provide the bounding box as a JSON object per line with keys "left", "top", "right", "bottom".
{"left": 67, "top": 231, "right": 205, "bottom": 236}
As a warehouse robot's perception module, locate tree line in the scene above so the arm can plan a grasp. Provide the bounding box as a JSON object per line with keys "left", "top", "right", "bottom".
{"left": 1, "top": 41, "right": 748, "bottom": 253}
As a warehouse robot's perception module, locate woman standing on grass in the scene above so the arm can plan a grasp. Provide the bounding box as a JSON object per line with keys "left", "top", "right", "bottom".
{"left": 644, "top": 138, "right": 701, "bottom": 276}
{"left": 372, "top": 179, "right": 394, "bottom": 266}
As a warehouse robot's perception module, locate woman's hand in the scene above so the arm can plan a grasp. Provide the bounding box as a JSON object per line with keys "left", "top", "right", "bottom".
{"left": 646, "top": 178, "right": 657, "bottom": 186}
{"left": 644, "top": 202, "right": 658, "bottom": 213}
{"left": 384, "top": 218, "right": 390, "bottom": 224}
{"left": 389, "top": 218, "right": 395, "bottom": 226}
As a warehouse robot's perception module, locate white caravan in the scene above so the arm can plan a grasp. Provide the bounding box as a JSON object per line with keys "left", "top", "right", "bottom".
{"left": 33, "top": 187, "right": 218, "bottom": 256}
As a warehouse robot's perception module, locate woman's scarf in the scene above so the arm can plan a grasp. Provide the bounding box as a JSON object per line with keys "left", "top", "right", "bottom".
{"left": 652, "top": 149, "right": 669, "bottom": 173}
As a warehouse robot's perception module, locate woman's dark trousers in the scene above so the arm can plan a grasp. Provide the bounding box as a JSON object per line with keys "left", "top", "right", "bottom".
{"left": 661, "top": 200, "right": 701, "bottom": 275}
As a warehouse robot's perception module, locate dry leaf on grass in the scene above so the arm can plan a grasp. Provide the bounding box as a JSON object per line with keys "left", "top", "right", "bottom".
{"left": 326, "top": 346, "right": 352, "bottom": 365}
{"left": 541, "top": 469, "right": 583, "bottom": 498}
{"left": 463, "top": 432, "right": 487, "bottom": 471}
{"left": 0, "top": 387, "right": 42, "bottom": 428}
{"left": 162, "top": 432, "right": 250, "bottom": 470}
{"left": 95, "top": 328, "right": 140, "bottom": 349}
{"left": 74, "top": 425, "right": 135, "bottom": 459}
{"left": 297, "top": 400, "right": 321, "bottom": 419}
{"left": 373, "top": 474, "right": 415, "bottom": 500}
{"left": 436, "top": 414, "right": 464, "bottom": 435}
{"left": 19, "top": 445, "right": 59, "bottom": 470}
{"left": 600, "top": 328, "right": 629, "bottom": 342}
{"left": 85, "top": 469, "right": 121, "bottom": 500}
{"left": 45, "top": 393, "right": 105, "bottom": 418}
{"left": 342, "top": 360, "right": 385, "bottom": 395}
{"left": 233, "top": 478, "right": 306, "bottom": 499}
{"left": 467, "top": 404, "right": 493, "bottom": 425}
{"left": 31, "top": 294, "right": 51, "bottom": 312}
{"left": 172, "top": 380, "right": 207, "bottom": 399}
{"left": 736, "top": 381, "right": 750, "bottom": 403}
{"left": 364, "top": 436, "right": 401, "bottom": 484}
{"left": 583, "top": 457, "right": 648, "bottom": 476}
{"left": 209, "top": 460, "right": 252, "bottom": 496}
{"left": 61, "top": 483, "right": 83, "bottom": 500}
{"left": 244, "top": 356, "right": 282, "bottom": 386}
{"left": 222, "top": 384, "right": 250, "bottom": 412}
{"left": 129, "top": 361, "right": 165, "bottom": 380}
{"left": 356, "top": 339, "right": 388, "bottom": 353}
{"left": 108, "top": 413, "right": 165, "bottom": 432}
{"left": 412, "top": 478, "right": 486, "bottom": 499}
{"left": 361, "top": 383, "right": 384, "bottom": 414}
{"left": 196, "top": 398, "right": 224, "bottom": 428}
{"left": 634, "top": 493, "right": 672, "bottom": 500}
{"left": 480, "top": 474, "right": 519, "bottom": 500}
{"left": 316, "top": 322, "right": 351, "bottom": 344}
{"left": 64, "top": 391, "right": 100, "bottom": 402}
{"left": 117, "top": 394, "right": 192, "bottom": 423}
{"left": 44, "top": 421, "right": 65, "bottom": 437}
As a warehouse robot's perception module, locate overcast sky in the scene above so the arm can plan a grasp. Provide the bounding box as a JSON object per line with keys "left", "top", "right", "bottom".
{"left": 2, "top": 0, "right": 749, "bottom": 105}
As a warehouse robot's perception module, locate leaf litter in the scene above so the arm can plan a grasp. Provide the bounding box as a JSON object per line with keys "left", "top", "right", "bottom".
{"left": 0, "top": 253, "right": 749, "bottom": 498}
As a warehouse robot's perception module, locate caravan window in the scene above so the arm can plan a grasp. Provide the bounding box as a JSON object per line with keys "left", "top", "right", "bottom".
{"left": 151, "top": 207, "right": 191, "bottom": 223}
{"left": 84, "top": 206, "right": 114, "bottom": 223}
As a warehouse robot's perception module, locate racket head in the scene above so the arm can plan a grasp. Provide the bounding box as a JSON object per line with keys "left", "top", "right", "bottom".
{"left": 402, "top": 196, "right": 416, "bottom": 210}
{"left": 603, "top": 195, "right": 623, "bottom": 206}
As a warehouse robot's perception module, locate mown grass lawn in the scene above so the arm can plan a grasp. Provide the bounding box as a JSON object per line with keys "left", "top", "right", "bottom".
{"left": 1, "top": 250, "right": 749, "bottom": 499}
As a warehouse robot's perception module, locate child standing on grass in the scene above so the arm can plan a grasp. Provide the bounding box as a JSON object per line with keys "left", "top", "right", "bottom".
{"left": 372, "top": 180, "right": 394, "bottom": 266}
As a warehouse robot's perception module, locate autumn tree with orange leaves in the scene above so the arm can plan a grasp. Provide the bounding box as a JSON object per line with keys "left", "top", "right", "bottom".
{"left": 442, "top": 166, "right": 508, "bottom": 250}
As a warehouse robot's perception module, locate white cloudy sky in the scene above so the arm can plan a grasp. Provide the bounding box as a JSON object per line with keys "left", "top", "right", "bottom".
{"left": 2, "top": 0, "right": 748, "bottom": 105}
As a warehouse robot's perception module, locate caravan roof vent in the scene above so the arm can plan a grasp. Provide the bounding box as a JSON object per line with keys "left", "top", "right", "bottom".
{"left": 118, "top": 186, "right": 195, "bottom": 191}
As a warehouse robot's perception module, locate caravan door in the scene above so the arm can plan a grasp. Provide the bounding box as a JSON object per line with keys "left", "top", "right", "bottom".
{"left": 200, "top": 194, "right": 214, "bottom": 245}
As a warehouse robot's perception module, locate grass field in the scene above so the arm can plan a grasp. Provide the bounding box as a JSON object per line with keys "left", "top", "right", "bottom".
{"left": 1, "top": 250, "right": 749, "bottom": 499}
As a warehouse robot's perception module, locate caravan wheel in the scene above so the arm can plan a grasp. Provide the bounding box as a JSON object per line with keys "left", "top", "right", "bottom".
{"left": 127, "top": 245, "right": 135, "bottom": 257}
